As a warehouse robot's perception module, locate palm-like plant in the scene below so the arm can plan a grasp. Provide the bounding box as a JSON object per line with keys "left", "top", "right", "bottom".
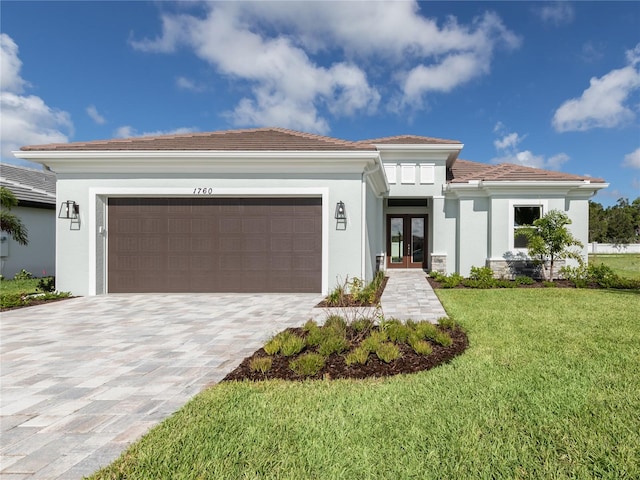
{"left": 0, "top": 186, "right": 29, "bottom": 245}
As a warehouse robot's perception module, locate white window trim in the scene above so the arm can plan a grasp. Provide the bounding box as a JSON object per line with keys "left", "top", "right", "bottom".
{"left": 508, "top": 200, "right": 548, "bottom": 252}
{"left": 89, "top": 187, "right": 330, "bottom": 296}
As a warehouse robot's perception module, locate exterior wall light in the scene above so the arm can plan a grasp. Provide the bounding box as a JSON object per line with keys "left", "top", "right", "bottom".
{"left": 58, "top": 200, "right": 81, "bottom": 230}
{"left": 335, "top": 201, "right": 347, "bottom": 230}
{"left": 58, "top": 200, "right": 79, "bottom": 219}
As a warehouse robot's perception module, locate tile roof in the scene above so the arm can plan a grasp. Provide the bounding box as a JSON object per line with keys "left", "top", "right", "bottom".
{"left": 20, "top": 127, "right": 377, "bottom": 152}
{"left": 358, "top": 134, "right": 462, "bottom": 145}
{"left": 0, "top": 163, "right": 56, "bottom": 206}
{"left": 449, "top": 160, "right": 605, "bottom": 184}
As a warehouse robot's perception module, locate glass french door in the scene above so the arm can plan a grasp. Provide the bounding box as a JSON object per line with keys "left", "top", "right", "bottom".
{"left": 386, "top": 215, "right": 427, "bottom": 268}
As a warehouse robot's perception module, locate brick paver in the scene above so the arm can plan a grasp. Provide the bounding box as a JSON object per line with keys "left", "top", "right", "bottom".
{"left": 1, "top": 275, "right": 446, "bottom": 478}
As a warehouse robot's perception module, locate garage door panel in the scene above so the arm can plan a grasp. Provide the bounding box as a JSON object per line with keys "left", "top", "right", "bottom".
{"left": 108, "top": 197, "right": 321, "bottom": 293}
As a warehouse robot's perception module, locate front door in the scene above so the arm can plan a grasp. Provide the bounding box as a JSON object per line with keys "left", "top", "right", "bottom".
{"left": 386, "top": 215, "right": 427, "bottom": 269}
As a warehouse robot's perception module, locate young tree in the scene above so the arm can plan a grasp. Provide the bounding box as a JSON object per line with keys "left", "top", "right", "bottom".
{"left": 0, "top": 186, "right": 29, "bottom": 245}
{"left": 523, "top": 209, "right": 583, "bottom": 281}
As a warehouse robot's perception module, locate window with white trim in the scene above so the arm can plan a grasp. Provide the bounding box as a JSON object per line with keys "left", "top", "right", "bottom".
{"left": 514, "top": 206, "right": 542, "bottom": 248}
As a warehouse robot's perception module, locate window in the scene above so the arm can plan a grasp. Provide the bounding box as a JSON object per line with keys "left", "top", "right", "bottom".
{"left": 514, "top": 206, "right": 542, "bottom": 248}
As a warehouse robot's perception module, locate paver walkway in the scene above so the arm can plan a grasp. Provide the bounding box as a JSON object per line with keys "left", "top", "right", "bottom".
{"left": 380, "top": 269, "right": 447, "bottom": 321}
{"left": 1, "top": 274, "right": 446, "bottom": 479}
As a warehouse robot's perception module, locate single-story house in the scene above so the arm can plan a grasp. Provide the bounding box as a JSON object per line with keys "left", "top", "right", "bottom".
{"left": 14, "top": 127, "right": 607, "bottom": 296}
{"left": 0, "top": 163, "right": 56, "bottom": 279}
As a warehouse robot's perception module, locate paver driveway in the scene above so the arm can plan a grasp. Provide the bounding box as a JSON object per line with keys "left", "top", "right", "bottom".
{"left": 1, "top": 293, "right": 323, "bottom": 479}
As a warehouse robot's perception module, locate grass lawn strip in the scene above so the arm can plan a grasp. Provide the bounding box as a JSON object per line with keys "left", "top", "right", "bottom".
{"left": 589, "top": 253, "right": 640, "bottom": 280}
{"left": 90, "top": 289, "right": 640, "bottom": 479}
{"left": 0, "top": 278, "right": 71, "bottom": 310}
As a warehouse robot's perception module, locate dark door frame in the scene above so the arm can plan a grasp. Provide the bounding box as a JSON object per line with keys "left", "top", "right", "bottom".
{"left": 386, "top": 214, "right": 428, "bottom": 269}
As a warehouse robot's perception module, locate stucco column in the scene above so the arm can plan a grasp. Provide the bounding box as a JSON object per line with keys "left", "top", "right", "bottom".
{"left": 430, "top": 195, "right": 448, "bottom": 273}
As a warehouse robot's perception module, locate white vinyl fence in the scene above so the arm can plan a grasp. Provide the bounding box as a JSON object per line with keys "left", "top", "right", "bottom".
{"left": 589, "top": 243, "right": 640, "bottom": 254}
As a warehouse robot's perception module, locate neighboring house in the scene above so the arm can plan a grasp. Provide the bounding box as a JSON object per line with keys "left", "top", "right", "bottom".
{"left": 14, "top": 128, "right": 607, "bottom": 296}
{"left": 0, "top": 163, "right": 56, "bottom": 279}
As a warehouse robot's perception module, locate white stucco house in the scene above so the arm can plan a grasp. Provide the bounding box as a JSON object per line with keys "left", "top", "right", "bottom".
{"left": 14, "top": 127, "right": 607, "bottom": 296}
{"left": 0, "top": 163, "right": 56, "bottom": 279}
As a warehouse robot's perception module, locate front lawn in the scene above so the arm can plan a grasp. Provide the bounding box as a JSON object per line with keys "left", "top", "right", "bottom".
{"left": 590, "top": 253, "right": 640, "bottom": 280}
{"left": 91, "top": 289, "right": 640, "bottom": 479}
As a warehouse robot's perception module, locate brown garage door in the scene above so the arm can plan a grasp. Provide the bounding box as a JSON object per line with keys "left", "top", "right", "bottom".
{"left": 108, "top": 197, "right": 322, "bottom": 293}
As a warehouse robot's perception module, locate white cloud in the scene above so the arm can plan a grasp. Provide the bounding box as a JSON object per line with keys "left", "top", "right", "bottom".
{"left": 623, "top": 147, "right": 640, "bottom": 169}
{"left": 553, "top": 43, "right": 640, "bottom": 132}
{"left": 176, "top": 76, "right": 205, "bottom": 92}
{"left": 536, "top": 2, "right": 575, "bottom": 26}
{"left": 114, "top": 125, "right": 198, "bottom": 139}
{"left": 86, "top": 104, "right": 106, "bottom": 125}
{"left": 131, "top": 3, "right": 519, "bottom": 131}
{"left": 491, "top": 123, "right": 569, "bottom": 170}
{"left": 0, "top": 34, "right": 72, "bottom": 158}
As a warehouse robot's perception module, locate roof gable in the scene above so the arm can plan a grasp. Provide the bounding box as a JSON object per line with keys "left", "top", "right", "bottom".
{"left": 358, "top": 134, "right": 461, "bottom": 145}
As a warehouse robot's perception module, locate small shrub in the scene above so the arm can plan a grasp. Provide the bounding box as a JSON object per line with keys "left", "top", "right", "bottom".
{"left": 433, "top": 330, "right": 453, "bottom": 347}
{"left": 324, "top": 315, "right": 347, "bottom": 333}
{"left": 280, "top": 332, "right": 306, "bottom": 357}
{"left": 361, "top": 330, "right": 388, "bottom": 352}
{"left": 351, "top": 317, "right": 374, "bottom": 334}
{"left": 317, "top": 334, "right": 350, "bottom": 356}
{"left": 37, "top": 276, "right": 56, "bottom": 293}
{"left": 495, "top": 279, "right": 517, "bottom": 288}
{"left": 303, "top": 319, "right": 318, "bottom": 332}
{"left": 1, "top": 292, "right": 27, "bottom": 309}
{"left": 326, "top": 284, "right": 346, "bottom": 306}
{"left": 263, "top": 336, "right": 282, "bottom": 355}
{"left": 429, "top": 271, "right": 446, "bottom": 282}
{"left": 441, "top": 273, "right": 464, "bottom": 288}
{"left": 13, "top": 269, "right": 33, "bottom": 280}
{"left": 514, "top": 275, "right": 535, "bottom": 285}
{"left": 588, "top": 264, "right": 619, "bottom": 288}
{"left": 437, "top": 317, "right": 457, "bottom": 329}
{"left": 414, "top": 321, "right": 438, "bottom": 340}
{"left": 375, "top": 342, "right": 401, "bottom": 363}
{"left": 409, "top": 336, "right": 433, "bottom": 355}
{"left": 385, "top": 321, "right": 411, "bottom": 344}
{"left": 465, "top": 266, "right": 496, "bottom": 288}
{"left": 345, "top": 346, "right": 370, "bottom": 366}
{"left": 249, "top": 357, "right": 273, "bottom": 373}
{"left": 290, "top": 353, "right": 325, "bottom": 377}
{"left": 542, "top": 280, "right": 557, "bottom": 288}
{"left": 560, "top": 265, "right": 589, "bottom": 288}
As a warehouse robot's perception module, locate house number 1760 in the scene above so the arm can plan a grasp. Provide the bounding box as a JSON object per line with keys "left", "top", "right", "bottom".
{"left": 193, "top": 188, "right": 214, "bottom": 195}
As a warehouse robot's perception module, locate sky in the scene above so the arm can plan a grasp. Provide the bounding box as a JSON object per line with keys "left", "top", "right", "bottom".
{"left": 1, "top": 1, "right": 639, "bottom": 206}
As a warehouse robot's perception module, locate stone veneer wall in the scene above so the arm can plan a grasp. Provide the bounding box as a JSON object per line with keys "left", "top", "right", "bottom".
{"left": 486, "top": 259, "right": 566, "bottom": 280}
{"left": 430, "top": 254, "right": 447, "bottom": 274}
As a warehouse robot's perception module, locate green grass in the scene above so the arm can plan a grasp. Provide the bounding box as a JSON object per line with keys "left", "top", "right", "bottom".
{"left": 589, "top": 253, "right": 640, "bottom": 280}
{"left": 0, "top": 278, "right": 40, "bottom": 295}
{"left": 91, "top": 289, "right": 640, "bottom": 479}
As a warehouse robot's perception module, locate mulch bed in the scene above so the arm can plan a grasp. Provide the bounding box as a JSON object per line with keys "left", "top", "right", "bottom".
{"left": 222, "top": 325, "right": 468, "bottom": 382}
{"left": 315, "top": 276, "right": 388, "bottom": 308}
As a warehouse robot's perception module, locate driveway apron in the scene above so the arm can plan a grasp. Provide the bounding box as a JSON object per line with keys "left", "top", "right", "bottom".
{"left": 1, "top": 293, "right": 323, "bottom": 479}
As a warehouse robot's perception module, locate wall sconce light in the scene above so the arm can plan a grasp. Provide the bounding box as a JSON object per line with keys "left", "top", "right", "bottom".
{"left": 58, "top": 200, "right": 81, "bottom": 230}
{"left": 58, "top": 200, "right": 79, "bottom": 219}
{"left": 334, "top": 201, "right": 347, "bottom": 230}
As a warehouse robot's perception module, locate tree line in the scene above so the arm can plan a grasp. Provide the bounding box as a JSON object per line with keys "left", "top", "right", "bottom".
{"left": 589, "top": 197, "right": 640, "bottom": 244}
